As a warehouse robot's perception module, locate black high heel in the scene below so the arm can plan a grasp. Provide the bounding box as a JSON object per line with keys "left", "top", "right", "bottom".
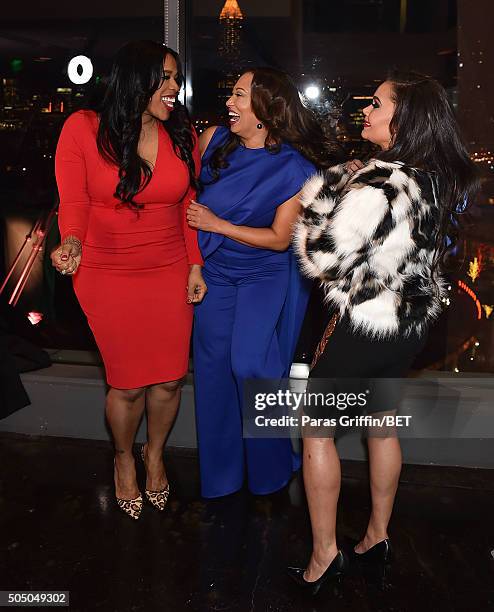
{"left": 287, "top": 550, "right": 348, "bottom": 596}
{"left": 351, "top": 538, "right": 392, "bottom": 562}
{"left": 349, "top": 538, "right": 392, "bottom": 584}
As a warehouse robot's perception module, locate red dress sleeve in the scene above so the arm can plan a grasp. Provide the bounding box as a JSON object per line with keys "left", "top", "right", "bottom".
{"left": 55, "top": 111, "right": 91, "bottom": 244}
{"left": 180, "top": 129, "right": 203, "bottom": 266}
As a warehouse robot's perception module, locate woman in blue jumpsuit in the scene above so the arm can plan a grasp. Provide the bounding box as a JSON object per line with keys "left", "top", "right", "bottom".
{"left": 186, "top": 67, "right": 340, "bottom": 498}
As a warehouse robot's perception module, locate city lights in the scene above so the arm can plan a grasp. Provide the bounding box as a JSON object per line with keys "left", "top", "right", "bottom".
{"left": 482, "top": 305, "right": 493, "bottom": 319}
{"left": 457, "top": 280, "right": 482, "bottom": 320}
{"left": 0, "top": 0, "right": 492, "bottom": 378}
{"left": 467, "top": 257, "right": 482, "bottom": 282}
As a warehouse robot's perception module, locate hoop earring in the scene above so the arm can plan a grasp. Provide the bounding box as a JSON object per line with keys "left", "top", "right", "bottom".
{"left": 256, "top": 123, "right": 263, "bottom": 130}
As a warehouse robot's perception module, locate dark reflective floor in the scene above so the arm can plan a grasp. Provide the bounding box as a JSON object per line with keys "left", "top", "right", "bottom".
{"left": 1, "top": 434, "right": 494, "bottom": 612}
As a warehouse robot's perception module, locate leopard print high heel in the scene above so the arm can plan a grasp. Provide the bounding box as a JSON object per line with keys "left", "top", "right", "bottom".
{"left": 140, "top": 444, "right": 170, "bottom": 511}
{"left": 116, "top": 494, "right": 143, "bottom": 520}
{"left": 114, "top": 459, "right": 143, "bottom": 520}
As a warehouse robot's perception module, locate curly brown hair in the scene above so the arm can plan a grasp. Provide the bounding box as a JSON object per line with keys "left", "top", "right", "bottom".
{"left": 206, "top": 66, "right": 342, "bottom": 181}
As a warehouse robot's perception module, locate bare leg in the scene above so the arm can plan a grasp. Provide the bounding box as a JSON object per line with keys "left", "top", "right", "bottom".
{"left": 355, "top": 435, "right": 402, "bottom": 553}
{"left": 106, "top": 386, "right": 146, "bottom": 500}
{"left": 303, "top": 437, "right": 341, "bottom": 582}
{"left": 143, "top": 379, "right": 182, "bottom": 491}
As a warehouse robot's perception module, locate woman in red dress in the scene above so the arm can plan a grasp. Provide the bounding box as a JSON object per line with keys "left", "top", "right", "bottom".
{"left": 51, "top": 41, "right": 206, "bottom": 519}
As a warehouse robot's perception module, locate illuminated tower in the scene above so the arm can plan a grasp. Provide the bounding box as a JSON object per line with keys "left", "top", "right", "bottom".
{"left": 219, "top": 0, "right": 244, "bottom": 62}
{"left": 2, "top": 78, "right": 19, "bottom": 109}
{"left": 218, "top": 0, "right": 244, "bottom": 107}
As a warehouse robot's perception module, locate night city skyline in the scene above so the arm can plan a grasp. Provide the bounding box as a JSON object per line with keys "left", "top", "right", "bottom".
{"left": 1, "top": 0, "right": 493, "bottom": 374}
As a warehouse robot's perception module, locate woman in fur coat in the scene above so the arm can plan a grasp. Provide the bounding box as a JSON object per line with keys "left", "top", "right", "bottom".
{"left": 288, "top": 72, "right": 478, "bottom": 594}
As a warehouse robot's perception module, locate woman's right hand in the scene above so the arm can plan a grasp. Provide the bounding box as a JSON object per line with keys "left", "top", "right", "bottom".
{"left": 51, "top": 236, "right": 82, "bottom": 276}
{"left": 345, "top": 159, "right": 364, "bottom": 174}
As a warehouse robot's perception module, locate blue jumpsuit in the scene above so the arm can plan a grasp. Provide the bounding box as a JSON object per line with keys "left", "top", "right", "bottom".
{"left": 193, "top": 127, "right": 315, "bottom": 498}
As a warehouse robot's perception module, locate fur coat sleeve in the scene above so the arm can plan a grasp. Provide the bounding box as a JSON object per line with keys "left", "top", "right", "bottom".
{"left": 293, "top": 160, "right": 446, "bottom": 338}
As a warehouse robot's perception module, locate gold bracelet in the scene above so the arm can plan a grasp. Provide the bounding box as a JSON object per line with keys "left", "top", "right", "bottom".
{"left": 63, "top": 236, "right": 82, "bottom": 253}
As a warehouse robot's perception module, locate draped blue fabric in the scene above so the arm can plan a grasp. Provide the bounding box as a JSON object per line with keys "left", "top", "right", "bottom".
{"left": 193, "top": 126, "right": 315, "bottom": 498}
{"left": 199, "top": 127, "right": 315, "bottom": 262}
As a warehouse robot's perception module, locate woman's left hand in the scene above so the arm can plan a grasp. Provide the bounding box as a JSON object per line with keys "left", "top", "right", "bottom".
{"left": 187, "top": 265, "right": 207, "bottom": 304}
{"left": 186, "top": 200, "right": 223, "bottom": 233}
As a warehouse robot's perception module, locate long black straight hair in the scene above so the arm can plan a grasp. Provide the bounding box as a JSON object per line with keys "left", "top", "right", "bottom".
{"left": 377, "top": 71, "right": 479, "bottom": 268}
{"left": 92, "top": 40, "right": 198, "bottom": 209}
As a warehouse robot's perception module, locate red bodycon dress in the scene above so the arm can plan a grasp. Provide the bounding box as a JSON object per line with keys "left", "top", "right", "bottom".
{"left": 55, "top": 110, "right": 202, "bottom": 389}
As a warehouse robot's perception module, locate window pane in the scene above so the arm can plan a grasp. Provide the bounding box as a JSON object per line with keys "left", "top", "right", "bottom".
{"left": 187, "top": 0, "right": 494, "bottom": 373}
{"left": 1, "top": 2, "right": 163, "bottom": 360}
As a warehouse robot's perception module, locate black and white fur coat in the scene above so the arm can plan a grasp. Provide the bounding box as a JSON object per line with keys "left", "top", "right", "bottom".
{"left": 293, "top": 159, "right": 446, "bottom": 339}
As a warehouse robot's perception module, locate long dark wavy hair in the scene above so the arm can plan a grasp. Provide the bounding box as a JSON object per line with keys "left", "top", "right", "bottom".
{"left": 207, "top": 67, "right": 341, "bottom": 180}
{"left": 92, "top": 40, "right": 198, "bottom": 209}
{"left": 377, "top": 71, "right": 479, "bottom": 268}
